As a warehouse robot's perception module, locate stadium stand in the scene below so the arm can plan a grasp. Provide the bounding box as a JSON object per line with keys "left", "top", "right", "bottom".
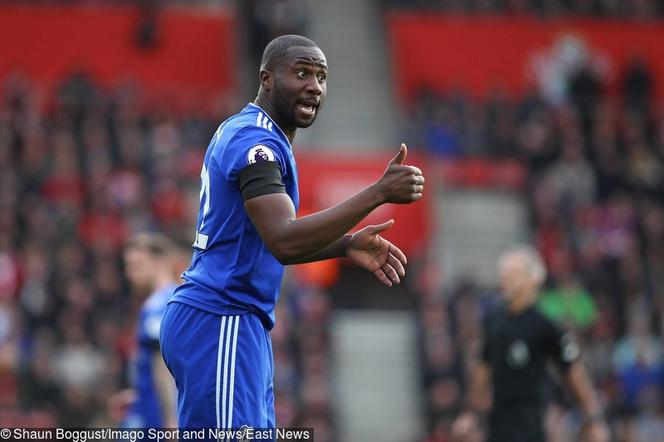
{"left": 381, "top": 0, "right": 664, "bottom": 18}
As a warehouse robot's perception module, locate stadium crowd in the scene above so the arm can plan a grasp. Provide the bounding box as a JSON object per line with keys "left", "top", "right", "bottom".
{"left": 0, "top": 71, "right": 334, "bottom": 437}
{"left": 413, "top": 52, "right": 664, "bottom": 441}
{"left": 383, "top": 0, "right": 664, "bottom": 17}
{"left": 244, "top": 0, "right": 309, "bottom": 63}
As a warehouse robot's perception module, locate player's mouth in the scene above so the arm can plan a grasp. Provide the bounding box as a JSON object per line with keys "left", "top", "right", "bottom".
{"left": 296, "top": 100, "right": 318, "bottom": 118}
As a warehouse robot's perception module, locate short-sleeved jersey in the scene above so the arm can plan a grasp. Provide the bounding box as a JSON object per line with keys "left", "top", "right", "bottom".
{"left": 125, "top": 282, "right": 177, "bottom": 429}
{"left": 481, "top": 304, "right": 579, "bottom": 410}
{"left": 170, "top": 103, "right": 298, "bottom": 329}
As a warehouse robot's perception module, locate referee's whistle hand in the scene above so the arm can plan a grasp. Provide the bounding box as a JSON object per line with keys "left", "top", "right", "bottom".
{"left": 377, "top": 143, "right": 425, "bottom": 204}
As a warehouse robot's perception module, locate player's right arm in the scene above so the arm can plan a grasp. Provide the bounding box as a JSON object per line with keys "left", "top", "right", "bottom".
{"left": 543, "top": 319, "right": 608, "bottom": 442}
{"left": 452, "top": 362, "right": 491, "bottom": 441}
{"left": 453, "top": 322, "right": 493, "bottom": 440}
{"left": 565, "top": 362, "right": 609, "bottom": 442}
{"left": 464, "top": 361, "right": 492, "bottom": 412}
{"left": 244, "top": 143, "right": 424, "bottom": 266}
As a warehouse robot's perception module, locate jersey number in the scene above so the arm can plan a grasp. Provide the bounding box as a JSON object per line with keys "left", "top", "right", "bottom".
{"left": 193, "top": 164, "right": 211, "bottom": 249}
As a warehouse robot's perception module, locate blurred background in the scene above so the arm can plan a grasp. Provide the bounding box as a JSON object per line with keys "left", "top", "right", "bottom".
{"left": 0, "top": 0, "right": 663, "bottom": 441}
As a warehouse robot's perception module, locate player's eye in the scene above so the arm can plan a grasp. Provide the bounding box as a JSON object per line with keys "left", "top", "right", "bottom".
{"left": 296, "top": 70, "right": 306, "bottom": 79}
{"left": 318, "top": 74, "right": 327, "bottom": 83}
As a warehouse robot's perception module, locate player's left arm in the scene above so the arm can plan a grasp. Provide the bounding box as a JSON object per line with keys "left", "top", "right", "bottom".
{"left": 284, "top": 233, "right": 351, "bottom": 263}
{"left": 242, "top": 144, "right": 421, "bottom": 286}
{"left": 564, "top": 361, "right": 609, "bottom": 442}
{"left": 152, "top": 351, "right": 177, "bottom": 428}
{"left": 243, "top": 189, "right": 408, "bottom": 287}
{"left": 564, "top": 361, "right": 603, "bottom": 420}
{"left": 452, "top": 360, "right": 491, "bottom": 439}
{"left": 546, "top": 323, "right": 609, "bottom": 442}
{"left": 285, "top": 220, "right": 407, "bottom": 286}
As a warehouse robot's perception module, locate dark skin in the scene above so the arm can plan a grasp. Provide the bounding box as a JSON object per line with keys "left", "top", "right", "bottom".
{"left": 255, "top": 45, "right": 328, "bottom": 141}
{"left": 246, "top": 45, "right": 425, "bottom": 286}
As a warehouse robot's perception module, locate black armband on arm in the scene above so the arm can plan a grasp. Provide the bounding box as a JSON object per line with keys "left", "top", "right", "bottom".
{"left": 238, "top": 161, "right": 286, "bottom": 201}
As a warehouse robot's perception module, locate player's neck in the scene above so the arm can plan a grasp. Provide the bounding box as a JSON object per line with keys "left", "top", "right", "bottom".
{"left": 507, "top": 292, "right": 536, "bottom": 314}
{"left": 253, "top": 97, "right": 296, "bottom": 144}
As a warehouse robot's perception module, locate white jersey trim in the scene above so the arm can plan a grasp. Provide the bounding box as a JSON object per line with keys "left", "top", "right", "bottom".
{"left": 215, "top": 316, "right": 228, "bottom": 429}
{"left": 216, "top": 315, "right": 240, "bottom": 430}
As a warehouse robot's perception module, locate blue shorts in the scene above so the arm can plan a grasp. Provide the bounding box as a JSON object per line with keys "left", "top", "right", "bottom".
{"left": 160, "top": 302, "right": 275, "bottom": 431}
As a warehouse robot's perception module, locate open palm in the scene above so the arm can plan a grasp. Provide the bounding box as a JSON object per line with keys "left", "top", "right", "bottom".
{"left": 347, "top": 220, "right": 407, "bottom": 287}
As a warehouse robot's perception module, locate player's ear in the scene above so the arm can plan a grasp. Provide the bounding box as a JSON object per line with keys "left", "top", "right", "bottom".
{"left": 259, "top": 70, "right": 273, "bottom": 92}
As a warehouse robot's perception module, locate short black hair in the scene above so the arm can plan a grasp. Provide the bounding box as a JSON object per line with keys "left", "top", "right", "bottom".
{"left": 260, "top": 34, "right": 320, "bottom": 71}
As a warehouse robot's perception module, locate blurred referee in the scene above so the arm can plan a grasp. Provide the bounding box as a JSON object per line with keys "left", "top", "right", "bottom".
{"left": 453, "top": 246, "right": 609, "bottom": 442}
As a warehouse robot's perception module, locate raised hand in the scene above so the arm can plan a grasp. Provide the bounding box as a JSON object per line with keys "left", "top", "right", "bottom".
{"left": 346, "top": 219, "right": 407, "bottom": 287}
{"left": 375, "top": 143, "right": 425, "bottom": 204}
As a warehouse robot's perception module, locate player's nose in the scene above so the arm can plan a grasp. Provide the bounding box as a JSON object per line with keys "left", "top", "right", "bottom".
{"left": 306, "top": 77, "right": 323, "bottom": 96}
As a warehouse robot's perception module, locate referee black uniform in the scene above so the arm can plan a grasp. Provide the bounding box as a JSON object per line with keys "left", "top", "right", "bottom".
{"left": 481, "top": 303, "right": 579, "bottom": 442}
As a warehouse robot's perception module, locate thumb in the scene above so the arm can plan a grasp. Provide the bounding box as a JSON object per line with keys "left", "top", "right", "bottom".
{"left": 389, "top": 143, "right": 407, "bottom": 165}
{"left": 367, "top": 219, "right": 395, "bottom": 234}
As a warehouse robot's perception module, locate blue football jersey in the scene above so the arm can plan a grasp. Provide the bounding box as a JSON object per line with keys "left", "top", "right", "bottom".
{"left": 124, "top": 282, "right": 177, "bottom": 429}
{"left": 170, "top": 103, "right": 299, "bottom": 329}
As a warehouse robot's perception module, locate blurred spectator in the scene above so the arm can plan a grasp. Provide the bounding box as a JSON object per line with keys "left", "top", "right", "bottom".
{"left": 612, "top": 311, "right": 664, "bottom": 409}
{"left": 623, "top": 57, "right": 653, "bottom": 114}
{"left": 547, "top": 133, "right": 597, "bottom": 209}
{"left": 245, "top": 0, "right": 309, "bottom": 71}
{"left": 425, "top": 99, "right": 462, "bottom": 157}
{"left": 568, "top": 62, "right": 603, "bottom": 129}
{"left": 381, "top": 0, "right": 664, "bottom": 17}
{"left": 538, "top": 278, "right": 598, "bottom": 332}
{"left": 274, "top": 278, "right": 336, "bottom": 437}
